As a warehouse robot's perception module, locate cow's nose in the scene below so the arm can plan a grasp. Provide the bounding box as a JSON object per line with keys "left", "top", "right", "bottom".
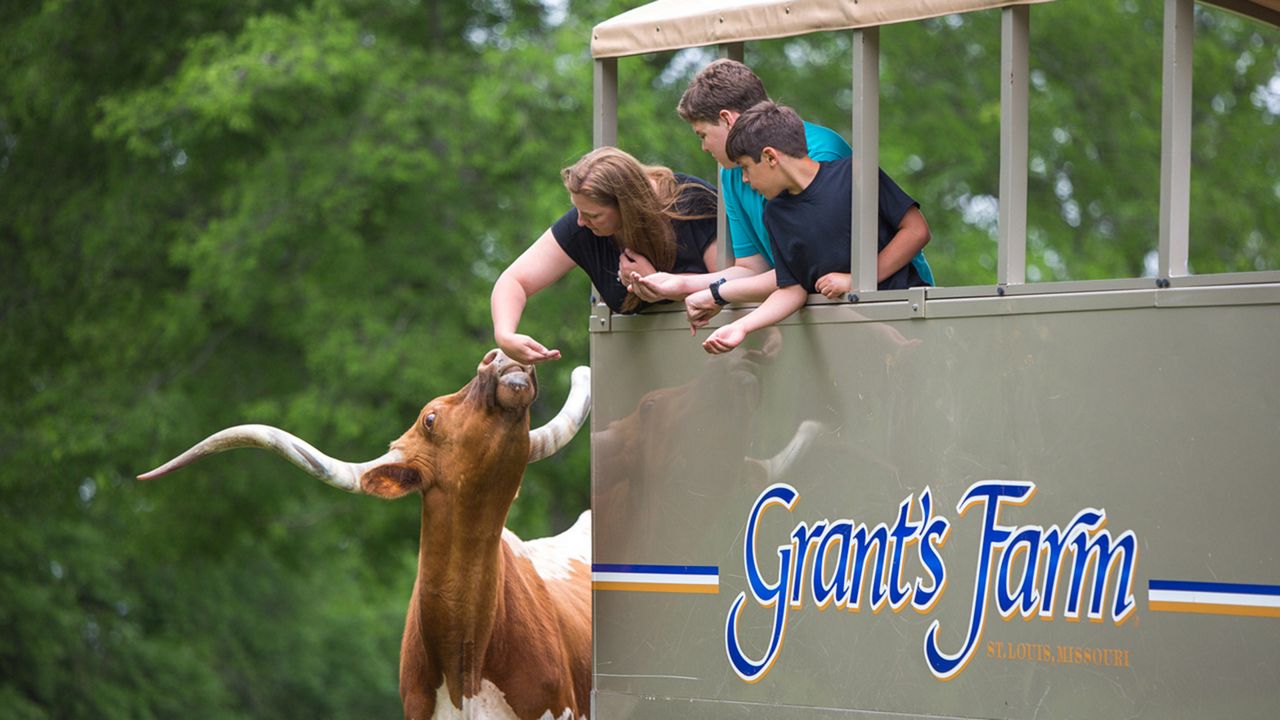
{"left": 487, "top": 350, "right": 537, "bottom": 409}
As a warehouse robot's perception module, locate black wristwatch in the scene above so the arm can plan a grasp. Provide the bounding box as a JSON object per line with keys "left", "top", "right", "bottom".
{"left": 709, "top": 278, "right": 729, "bottom": 306}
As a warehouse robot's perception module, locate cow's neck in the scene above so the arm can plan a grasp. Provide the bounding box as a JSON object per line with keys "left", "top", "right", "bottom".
{"left": 416, "top": 476, "right": 519, "bottom": 705}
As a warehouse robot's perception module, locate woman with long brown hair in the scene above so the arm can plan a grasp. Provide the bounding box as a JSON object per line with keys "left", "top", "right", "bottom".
{"left": 491, "top": 146, "right": 719, "bottom": 364}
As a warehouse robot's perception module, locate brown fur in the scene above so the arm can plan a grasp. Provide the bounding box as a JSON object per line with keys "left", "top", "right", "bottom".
{"left": 361, "top": 353, "right": 590, "bottom": 720}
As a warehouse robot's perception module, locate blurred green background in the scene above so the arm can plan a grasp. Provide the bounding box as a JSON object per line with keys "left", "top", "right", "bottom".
{"left": 1, "top": 0, "right": 1275, "bottom": 716}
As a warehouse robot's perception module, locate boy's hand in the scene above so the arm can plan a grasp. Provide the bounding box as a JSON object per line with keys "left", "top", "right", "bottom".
{"left": 815, "top": 272, "right": 852, "bottom": 300}
{"left": 631, "top": 272, "right": 688, "bottom": 302}
{"left": 702, "top": 321, "right": 746, "bottom": 354}
{"left": 685, "top": 289, "right": 723, "bottom": 333}
{"left": 495, "top": 331, "right": 561, "bottom": 365}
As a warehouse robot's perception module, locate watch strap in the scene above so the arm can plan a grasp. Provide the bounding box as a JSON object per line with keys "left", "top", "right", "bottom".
{"left": 709, "top": 278, "right": 729, "bottom": 306}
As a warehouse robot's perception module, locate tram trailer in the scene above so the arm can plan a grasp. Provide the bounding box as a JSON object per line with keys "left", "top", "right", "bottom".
{"left": 586, "top": 1, "right": 1280, "bottom": 718}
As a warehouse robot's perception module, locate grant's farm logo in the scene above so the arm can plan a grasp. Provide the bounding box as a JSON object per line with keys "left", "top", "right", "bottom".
{"left": 725, "top": 481, "right": 1138, "bottom": 682}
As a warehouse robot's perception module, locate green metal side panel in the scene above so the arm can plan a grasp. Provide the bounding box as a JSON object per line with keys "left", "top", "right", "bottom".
{"left": 590, "top": 285, "right": 1280, "bottom": 719}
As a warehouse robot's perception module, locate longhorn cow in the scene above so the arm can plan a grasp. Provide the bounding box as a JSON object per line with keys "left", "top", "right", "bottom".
{"left": 139, "top": 350, "right": 593, "bottom": 720}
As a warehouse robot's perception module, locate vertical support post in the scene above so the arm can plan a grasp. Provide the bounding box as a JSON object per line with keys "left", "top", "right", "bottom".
{"left": 999, "top": 5, "right": 1029, "bottom": 287}
{"left": 594, "top": 58, "right": 618, "bottom": 149}
{"left": 718, "top": 43, "right": 745, "bottom": 272}
{"left": 591, "top": 57, "right": 618, "bottom": 314}
{"left": 850, "top": 28, "right": 880, "bottom": 296}
{"left": 1158, "top": 0, "right": 1193, "bottom": 280}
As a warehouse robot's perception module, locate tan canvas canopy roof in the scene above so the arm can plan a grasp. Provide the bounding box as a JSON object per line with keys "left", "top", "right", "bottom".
{"left": 590, "top": 0, "right": 1280, "bottom": 58}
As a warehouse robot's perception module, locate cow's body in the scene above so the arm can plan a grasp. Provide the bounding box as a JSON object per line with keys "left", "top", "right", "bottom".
{"left": 401, "top": 513, "right": 592, "bottom": 720}
{"left": 139, "top": 352, "right": 593, "bottom": 720}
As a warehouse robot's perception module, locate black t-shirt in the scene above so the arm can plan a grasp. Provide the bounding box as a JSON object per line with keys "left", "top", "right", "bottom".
{"left": 765, "top": 158, "right": 926, "bottom": 293}
{"left": 551, "top": 173, "right": 717, "bottom": 313}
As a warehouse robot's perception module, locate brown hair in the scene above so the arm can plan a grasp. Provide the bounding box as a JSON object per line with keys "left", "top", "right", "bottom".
{"left": 562, "top": 147, "right": 714, "bottom": 313}
{"left": 676, "top": 59, "right": 769, "bottom": 124}
{"left": 725, "top": 101, "right": 808, "bottom": 163}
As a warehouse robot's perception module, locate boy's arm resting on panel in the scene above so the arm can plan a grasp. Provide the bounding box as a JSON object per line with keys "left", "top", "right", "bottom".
{"left": 814, "top": 204, "right": 936, "bottom": 297}
{"left": 685, "top": 259, "right": 776, "bottom": 332}
{"left": 814, "top": 207, "right": 929, "bottom": 298}
{"left": 702, "top": 284, "right": 807, "bottom": 354}
{"left": 876, "top": 206, "right": 931, "bottom": 284}
{"left": 491, "top": 228, "right": 578, "bottom": 364}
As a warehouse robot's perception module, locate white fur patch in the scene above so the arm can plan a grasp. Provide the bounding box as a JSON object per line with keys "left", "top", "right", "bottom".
{"left": 431, "top": 680, "right": 578, "bottom": 720}
{"left": 503, "top": 511, "right": 590, "bottom": 583}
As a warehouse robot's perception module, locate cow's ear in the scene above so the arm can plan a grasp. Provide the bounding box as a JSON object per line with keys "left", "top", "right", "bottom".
{"left": 360, "top": 463, "right": 422, "bottom": 499}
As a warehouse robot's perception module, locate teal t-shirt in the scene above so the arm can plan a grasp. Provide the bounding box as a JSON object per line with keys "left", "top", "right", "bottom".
{"left": 720, "top": 121, "right": 934, "bottom": 285}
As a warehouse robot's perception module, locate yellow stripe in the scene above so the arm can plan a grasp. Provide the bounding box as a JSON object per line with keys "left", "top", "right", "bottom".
{"left": 1148, "top": 601, "right": 1280, "bottom": 618}
{"left": 593, "top": 582, "right": 720, "bottom": 594}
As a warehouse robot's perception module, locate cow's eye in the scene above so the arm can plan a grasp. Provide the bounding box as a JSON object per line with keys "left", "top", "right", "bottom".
{"left": 423, "top": 413, "right": 436, "bottom": 432}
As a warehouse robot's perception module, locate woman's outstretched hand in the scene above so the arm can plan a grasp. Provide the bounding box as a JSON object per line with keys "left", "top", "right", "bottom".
{"left": 496, "top": 332, "right": 562, "bottom": 364}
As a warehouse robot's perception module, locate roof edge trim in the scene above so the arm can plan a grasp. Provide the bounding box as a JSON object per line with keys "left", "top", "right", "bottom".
{"left": 591, "top": 0, "right": 1058, "bottom": 59}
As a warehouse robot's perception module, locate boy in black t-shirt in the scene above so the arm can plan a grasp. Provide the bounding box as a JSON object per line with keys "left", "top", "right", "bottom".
{"left": 700, "top": 101, "right": 932, "bottom": 355}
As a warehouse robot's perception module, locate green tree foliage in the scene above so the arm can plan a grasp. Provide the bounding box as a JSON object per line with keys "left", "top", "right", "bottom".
{"left": 1, "top": 0, "right": 1275, "bottom": 717}
{"left": 1, "top": 0, "right": 621, "bottom": 715}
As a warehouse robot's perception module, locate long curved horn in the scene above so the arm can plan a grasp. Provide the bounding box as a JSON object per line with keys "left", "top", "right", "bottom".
{"left": 529, "top": 366, "right": 591, "bottom": 462}
{"left": 137, "top": 424, "right": 403, "bottom": 493}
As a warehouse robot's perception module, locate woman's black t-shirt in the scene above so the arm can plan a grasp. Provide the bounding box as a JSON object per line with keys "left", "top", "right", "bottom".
{"left": 551, "top": 173, "right": 717, "bottom": 313}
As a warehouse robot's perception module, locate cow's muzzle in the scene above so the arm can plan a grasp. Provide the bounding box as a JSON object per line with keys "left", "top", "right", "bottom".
{"left": 481, "top": 349, "right": 537, "bottom": 410}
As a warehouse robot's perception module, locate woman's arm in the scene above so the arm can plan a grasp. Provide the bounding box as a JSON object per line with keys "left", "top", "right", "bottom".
{"left": 491, "top": 228, "right": 578, "bottom": 364}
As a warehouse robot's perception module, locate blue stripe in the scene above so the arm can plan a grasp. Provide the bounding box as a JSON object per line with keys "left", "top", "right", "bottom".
{"left": 593, "top": 563, "right": 718, "bottom": 576}
{"left": 1149, "top": 579, "right": 1280, "bottom": 596}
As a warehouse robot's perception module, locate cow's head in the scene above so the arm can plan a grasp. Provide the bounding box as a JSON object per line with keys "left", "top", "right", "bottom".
{"left": 138, "top": 350, "right": 591, "bottom": 512}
